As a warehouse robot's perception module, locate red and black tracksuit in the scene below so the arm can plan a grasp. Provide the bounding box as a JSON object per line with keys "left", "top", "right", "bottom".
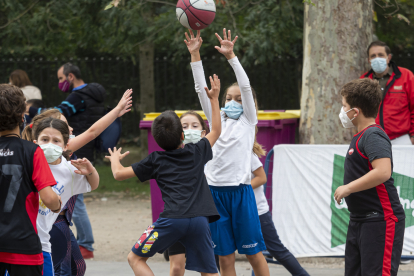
{"left": 361, "top": 62, "right": 414, "bottom": 140}
{"left": 344, "top": 125, "right": 405, "bottom": 276}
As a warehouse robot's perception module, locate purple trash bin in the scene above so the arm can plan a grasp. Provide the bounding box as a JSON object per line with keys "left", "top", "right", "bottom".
{"left": 140, "top": 110, "right": 299, "bottom": 222}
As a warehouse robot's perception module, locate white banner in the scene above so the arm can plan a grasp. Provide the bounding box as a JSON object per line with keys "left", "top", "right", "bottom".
{"left": 272, "top": 145, "right": 414, "bottom": 258}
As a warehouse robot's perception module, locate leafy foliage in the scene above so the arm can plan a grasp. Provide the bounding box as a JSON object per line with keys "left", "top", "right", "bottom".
{"left": 0, "top": 0, "right": 303, "bottom": 65}
{"left": 374, "top": 0, "right": 414, "bottom": 53}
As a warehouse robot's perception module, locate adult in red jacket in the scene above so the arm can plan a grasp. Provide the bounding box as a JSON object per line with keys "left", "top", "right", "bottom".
{"left": 361, "top": 41, "right": 414, "bottom": 145}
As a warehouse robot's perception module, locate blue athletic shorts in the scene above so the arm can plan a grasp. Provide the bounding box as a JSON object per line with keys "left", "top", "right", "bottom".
{"left": 42, "top": 251, "right": 55, "bottom": 276}
{"left": 209, "top": 184, "right": 266, "bottom": 256}
{"left": 131, "top": 216, "right": 217, "bottom": 274}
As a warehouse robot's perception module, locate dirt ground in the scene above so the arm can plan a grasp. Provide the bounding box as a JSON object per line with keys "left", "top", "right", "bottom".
{"left": 73, "top": 194, "right": 414, "bottom": 272}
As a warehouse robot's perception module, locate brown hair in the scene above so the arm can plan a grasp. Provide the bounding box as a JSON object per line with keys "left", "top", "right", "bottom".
{"left": 367, "top": 41, "right": 391, "bottom": 58}
{"left": 180, "top": 111, "right": 209, "bottom": 132}
{"left": 9, "top": 69, "right": 33, "bottom": 88}
{"left": 0, "top": 84, "right": 26, "bottom": 132}
{"left": 221, "top": 83, "right": 266, "bottom": 157}
{"left": 340, "top": 78, "right": 382, "bottom": 118}
{"left": 32, "top": 117, "right": 71, "bottom": 161}
{"left": 22, "top": 109, "right": 62, "bottom": 141}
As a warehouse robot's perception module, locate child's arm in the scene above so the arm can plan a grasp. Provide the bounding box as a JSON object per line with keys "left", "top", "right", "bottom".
{"left": 215, "top": 28, "right": 257, "bottom": 125}
{"left": 67, "top": 89, "right": 133, "bottom": 152}
{"left": 70, "top": 158, "right": 100, "bottom": 190}
{"left": 39, "top": 188, "right": 62, "bottom": 213}
{"left": 251, "top": 167, "right": 267, "bottom": 190}
{"left": 185, "top": 30, "right": 213, "bottom": 124}
{"left": 204, "top": 75, "right": 221, "bottom": 147}
{"left": 105, "top": 147, "right": 135, "bottom": 181}
{"left": 334, "top": 158, "right": 392, "bottom": 204}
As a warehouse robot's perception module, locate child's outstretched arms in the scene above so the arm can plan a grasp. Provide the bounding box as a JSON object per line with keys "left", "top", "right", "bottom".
{"left": 215, "top": 28, "right": 257, "bottom": 125}
{"left": 67, "top": 89, "right": 133, "bottom": 152}
{"left": 71, "top": 158, "right": 100, "bottom": 190}
{"left": 205, "top": 74, "right": 221, "bottom": 147}
{"left": 185, "top": 30, "right": 213, "bottom": 124}
{"left": 105, "top": 147, "right": 135, "bottom": 181}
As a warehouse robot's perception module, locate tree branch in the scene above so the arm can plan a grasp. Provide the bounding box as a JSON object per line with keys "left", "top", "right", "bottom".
{"left": 132, "top": 23, "right": 173, "bottom": 48}
{"left": 383, "top": 0, "right": 399, "bottom": 17}
{"left": 0, "top": 0, "right": 39, "bottom": 29}
{"left": 234, "top": 0, "right": 265, "bottom": 14}
{"left": 227, "top": 3, "right": 244, "bottom": 39}
{"left": 144, "top": 0, "right": 176, "bottom": 7}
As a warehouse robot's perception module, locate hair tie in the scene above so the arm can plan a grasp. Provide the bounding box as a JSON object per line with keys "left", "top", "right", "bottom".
{"left": 29, "top": 123, "right": 33, "bottom": 129}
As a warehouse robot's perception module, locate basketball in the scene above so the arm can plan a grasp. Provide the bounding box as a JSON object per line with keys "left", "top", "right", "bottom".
{"left": 176, "top": 0, "right": 216, "bottom": 30}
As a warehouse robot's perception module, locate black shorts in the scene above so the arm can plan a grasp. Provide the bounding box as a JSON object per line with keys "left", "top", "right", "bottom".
{"left": 168, "top": 241, "right": 186, "bottom": 256}
{"left": 345, "top": 219, "right": 405, "bottom": 276}
{"left": 0, "top": 262, "right": 42, "bottom": 276}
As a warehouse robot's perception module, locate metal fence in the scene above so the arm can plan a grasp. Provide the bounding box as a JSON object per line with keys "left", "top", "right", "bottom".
{"left": 2, "top": 54, "right": 414, "bottom": 139}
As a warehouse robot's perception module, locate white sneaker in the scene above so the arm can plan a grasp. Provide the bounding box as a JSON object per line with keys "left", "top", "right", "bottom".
{"left": 400, "top": 259, "right": 412, "bottom": 265}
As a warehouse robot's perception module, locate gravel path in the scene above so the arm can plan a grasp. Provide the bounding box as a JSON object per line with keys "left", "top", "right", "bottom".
{"left": 74, "top": 194, "right": 414, "bottom": 275}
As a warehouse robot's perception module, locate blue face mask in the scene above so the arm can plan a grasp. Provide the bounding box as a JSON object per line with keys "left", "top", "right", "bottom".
{"left": 221, "top": 100, "right": 243, "bottom": 119}
{"left": 370, "top": 57, "right": 388, "bottom": 73}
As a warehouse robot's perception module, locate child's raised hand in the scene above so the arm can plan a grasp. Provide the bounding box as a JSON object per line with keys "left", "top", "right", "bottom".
{"left": 116, "top": 89, "right": 133, "bottom": 117}
{"left": 71, "top": 158, "right": 95, "bottom": 175}
{"left": 214, "top": 28, "right": 238, "bottom": 60}
{"left": 105, "top": 147, "right": 130, "bottom": 162}
{"left": 204, "top": 74, "right": 220, "bottom": 100}
{"left": 184, "top": 30, "right": 203, "bottom": 54}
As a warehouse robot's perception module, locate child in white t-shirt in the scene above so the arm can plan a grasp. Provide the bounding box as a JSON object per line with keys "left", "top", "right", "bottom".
{"left": 251, "top": 149, "right": 309, "bottom": 276}
{"left": 32, "top": 117, "right": 99, "bottom": 276}
{"left": 186, "top": 28, "right": 269, "bottom": 275}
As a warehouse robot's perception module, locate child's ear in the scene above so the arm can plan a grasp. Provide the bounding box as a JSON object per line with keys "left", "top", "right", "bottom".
{"left": 201, "top": 130, "right": 207, "bottom": 138}
{"left": 63, "top": 143, "right": 69, "bottom": 151}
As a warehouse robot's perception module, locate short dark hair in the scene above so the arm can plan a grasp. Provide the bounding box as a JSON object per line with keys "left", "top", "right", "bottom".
{"left": 61, "top": 63, "right": 82, "bottom": 79}
{"left": 152, "top": 111, "right": 183, "bottom": 151}
{"left": 367, "top": 41, "right": 391, "bottom": 57}
{"left": 0, "top": 84, "right": 26, "bottom": 131}
{"left": 26, "top": 99, "right": 44, "bottom": 109}
{"left": 340, "top": 78, "right": 382, "bottom": 118}
{"left": 9, "top": 69, "right": 33, "bottom": 88}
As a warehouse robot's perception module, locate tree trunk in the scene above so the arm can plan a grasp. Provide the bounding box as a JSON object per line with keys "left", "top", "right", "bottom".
{"left": 299, "top": 0, "right": 373, "bottom": 144}
{"left": 139, "top": 41, "right": 155, "bottom": 149}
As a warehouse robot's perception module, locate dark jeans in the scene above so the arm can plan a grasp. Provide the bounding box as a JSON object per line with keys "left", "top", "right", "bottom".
{"left": 259, "top": 211, "right": 309, "bottom": 276}
{"left": 72, "top": 194, "right": 94, "bottom": 251}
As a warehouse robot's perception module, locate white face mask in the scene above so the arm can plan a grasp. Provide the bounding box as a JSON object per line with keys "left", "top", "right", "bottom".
{"left": 339, "top": 107, "right": 358, "bottom": 128}
{"left": 40, "top": 143, "right": 63, "bottom": 163}
{"left": 183, "top": 129, "right": 202, "bottom": 144}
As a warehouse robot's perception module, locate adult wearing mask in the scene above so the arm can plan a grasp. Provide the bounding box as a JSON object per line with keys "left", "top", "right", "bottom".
{"left": 361, "top": 41, "right": 414, "bottom": 146}
{"left": 28, "top": 63, "right": 106, "bottom": 259}
{"left": 9, "top": 69, "right": 42, "bottom": 100}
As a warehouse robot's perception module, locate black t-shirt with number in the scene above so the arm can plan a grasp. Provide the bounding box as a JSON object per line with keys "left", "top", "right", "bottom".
{"left": 132, "top": 138, "right": 220, "bottom": 223}
{"left": 0, "top": 137, "right": 56, "bottom": 265}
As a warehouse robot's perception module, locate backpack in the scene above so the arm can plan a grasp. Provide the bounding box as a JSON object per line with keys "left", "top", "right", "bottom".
{"left": 95, "top": 107, "right": 122, "bottom": 153}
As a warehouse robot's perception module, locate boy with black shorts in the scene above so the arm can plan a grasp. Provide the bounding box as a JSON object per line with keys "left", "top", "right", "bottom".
{"left": 0, "top": 84, "right": 61, "bottom": 276}
{"left": 335, "top": 78, "right": 406, "bottom": 276}
{"left": 105, "top": 75, "right": 222, "bottom": 276}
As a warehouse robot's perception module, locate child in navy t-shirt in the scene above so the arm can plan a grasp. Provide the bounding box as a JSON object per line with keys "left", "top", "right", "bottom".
{"left": 106, "top": 75, "right": 222, "bottom": 275}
